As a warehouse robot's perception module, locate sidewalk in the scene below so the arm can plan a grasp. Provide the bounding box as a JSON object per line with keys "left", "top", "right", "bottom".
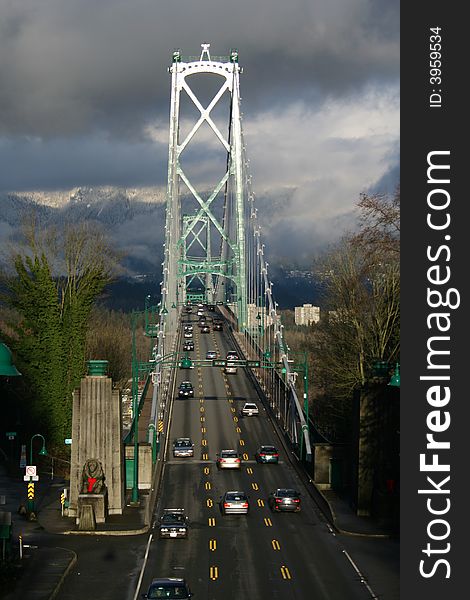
{"left": 0, "top": 459, "right": 149, "bottom": 599}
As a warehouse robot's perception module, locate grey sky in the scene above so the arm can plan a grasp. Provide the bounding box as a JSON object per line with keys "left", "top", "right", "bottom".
{"left": 0, "top": 0, "right": 399, "bottom": 251}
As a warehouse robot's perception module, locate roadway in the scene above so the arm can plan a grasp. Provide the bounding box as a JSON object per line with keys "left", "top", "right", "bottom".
{"left": 136, "top": 311, "right": 373, "bottom": 599}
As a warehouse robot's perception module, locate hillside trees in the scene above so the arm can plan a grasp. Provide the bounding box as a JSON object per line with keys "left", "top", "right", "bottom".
{"left": 310, "top": 188, "right": 400, "bottom": 439}
{"left": 0, "top": 220, "right": 119, "bottom": 447}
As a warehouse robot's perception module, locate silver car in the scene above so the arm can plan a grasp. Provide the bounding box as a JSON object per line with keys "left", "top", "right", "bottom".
{"left": 173, "top": 438, "right": 194, "bottom": 457}
{"left": 216, "top": 449, "right": 241, "bottom": 469}
{"left": 220, "top": 491, "right": 249, "bottom": 514}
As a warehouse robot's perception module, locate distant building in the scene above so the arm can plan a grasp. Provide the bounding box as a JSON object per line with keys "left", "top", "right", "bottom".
{"left": 294, "top": 304, "right": 320, "bottom": 326}
{"left": 247, "top": 303, "right": 273, "bottom": 330}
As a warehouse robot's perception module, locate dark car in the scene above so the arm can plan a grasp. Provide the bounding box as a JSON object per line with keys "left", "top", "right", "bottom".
{"left": 173, "top": 437, "right": 194, "bottom": 457}
{"left": 200, "top": 325, "right": 210, "bottom": 333}
{"left": 158, "top": 509, "right": 189, "bottom": 539}
{"left": 143, "top": 578, "right": 193, "bottom": 599}
{"left": 213, "top": 320, "right": 223, "bottom": 331}
{"left": 183, "top": 341, "right": 194, "bottom": 351}
{"left": 255, "top": 445, "right": 279, "bottom": 464}
{"left": 268, "top": 488, "right": 301, "bottom": 512}
{"left": 178, "top": 382, "right": 194, "bottom": 398}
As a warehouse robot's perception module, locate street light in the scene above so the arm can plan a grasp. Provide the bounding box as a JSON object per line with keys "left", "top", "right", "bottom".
{"left": 0, "top": 342, "right": 21, "bottom": 376}
{"left": 30, "top": 433, "right": 48, "bottom": 465}
{"left": 388, "top": 363, "right": 400, "bottom": 387}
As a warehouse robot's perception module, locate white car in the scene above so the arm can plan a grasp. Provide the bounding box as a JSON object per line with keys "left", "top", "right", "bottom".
{"left": 184, "top": 331, "right": 193, "bottom": 338}
{"left": 216, "top": 449, "right": 241, "bottom": 469}
{"left": 241, "top": 402, "right": 259, "bottom": 417}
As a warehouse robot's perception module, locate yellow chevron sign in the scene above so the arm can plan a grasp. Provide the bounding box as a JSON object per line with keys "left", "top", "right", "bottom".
{"left": 27, "top": 483, "right": 35, "bottom": 499}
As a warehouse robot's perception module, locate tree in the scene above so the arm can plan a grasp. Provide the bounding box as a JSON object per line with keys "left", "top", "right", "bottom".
{"left": 0, "top": 218, "right": 120, "bottom": 447}
{"left": 309, "top": 189, "right": 400, "bottom": 440}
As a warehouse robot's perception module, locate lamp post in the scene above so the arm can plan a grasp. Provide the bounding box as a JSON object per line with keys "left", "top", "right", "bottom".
{"left": 0, "top": 342, "right": 21, "bottom": 376}
{"left": 27, "top": 433, "right": 47, "bottom": 516}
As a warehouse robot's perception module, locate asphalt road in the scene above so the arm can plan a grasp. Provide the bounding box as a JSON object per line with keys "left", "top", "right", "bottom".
{"left": 137, "top": 316, "right": 375, "bottom": 600}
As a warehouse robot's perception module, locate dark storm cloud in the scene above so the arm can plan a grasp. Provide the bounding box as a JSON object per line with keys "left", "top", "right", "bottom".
{"left": 0, "top": 135, "right": 168, "bottom": 191}
{"left": 0, "top": 0, "right": 399, "bottom": 138}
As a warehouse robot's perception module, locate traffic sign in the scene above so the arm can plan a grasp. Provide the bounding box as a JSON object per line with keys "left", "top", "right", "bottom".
{"left": 27, "top": 483, "right": 35, "bottom": 499}
{"left": 5, "top": 431, "right": 17, "bottom": 438}
{"left": 23, "top": 475, "right": 39, "bottom": 482}
{"left": 64, "top": 438, "right": 72, "bottom": 445}
{"left": 25, "top": 465, "right": 37, "bottom": 477}
{"left": 247, "top": 360, "right": 260, "bottom": 367}
{"left": 213, "top": 360, "right": 226, "bottom": 367}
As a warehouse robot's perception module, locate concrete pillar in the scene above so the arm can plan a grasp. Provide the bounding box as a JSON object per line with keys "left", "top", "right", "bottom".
{"left": 68, "top": 370, "right": 124, "bottom": 517}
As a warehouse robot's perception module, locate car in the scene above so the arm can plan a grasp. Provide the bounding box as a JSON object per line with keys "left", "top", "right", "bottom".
{"left": 183, "top": 331, "right": 193, "bottom": 339}
{"left": 184, "top": 324, "right": 193, "bottom": 332}
{"left": 216, "top": 449, "right": 241, "bottom": 469}
{"left": 220, "top": 491, "right": 249, "bottom": 515}
{"left": 197, "top": 309, "right": 204, "bottom": 317}
{"left": 213, "top": 320, "right": 223, "bottom": 331}
{"left": 224, "top": 351, "right": 239, "bottom": 374}
{"left": 200, "top": 325, "right": 210, "bottom": 333}
{"left": 241, "top": 402, "right": 259, "bottom": 417}
{"left": 268, "top": 488, "right": 301, "bottom": 512}
{"left": 143, "top": 578, "right": 193, "bottom": 599}
{"left": 178, "top": 382, "right": 194, "bottom": 398}
{"left": 158, "top": 508, "right": 189, "bottom": 539}
{"left": 206, "top": 350, "right": 217, "bottom": 360}
{"left": 207, "top": 304, "right": 215, "bottom": 312}
{"left": 183, "top": 341, "right": 194, "bottom": 351}
{"left": 198, "top": 316, "right": 207, "bottom": 326}
{"left": 216, "top": 300, "right": 224, "bottom": 305}
{"left": 173, "top": 437, "right": 194, "bottom": 457}
{"left": 255, "top": 445, "right": 279, "bottom": 463}
{"left": 185, "top": 305, "right": 192, "bottom": 313}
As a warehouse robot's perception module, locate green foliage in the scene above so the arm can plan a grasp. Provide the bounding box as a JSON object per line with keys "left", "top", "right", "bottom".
{"left": 0, "top": 221, "right": 117, "bottom": 447}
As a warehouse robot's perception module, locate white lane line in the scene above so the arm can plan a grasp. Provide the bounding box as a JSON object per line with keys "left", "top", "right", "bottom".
{"left": 342, "top": 550, "right": 378, "bottom": 599}
{"left": 133, "top": 533, "right": 153, "bottom": 600}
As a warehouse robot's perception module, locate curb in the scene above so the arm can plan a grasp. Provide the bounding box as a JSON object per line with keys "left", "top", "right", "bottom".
{"left": 48, "top": 547, "right": 77, "bottom": 600}
{"left": 62, "top": 526, "right": 150, "bottom": 536}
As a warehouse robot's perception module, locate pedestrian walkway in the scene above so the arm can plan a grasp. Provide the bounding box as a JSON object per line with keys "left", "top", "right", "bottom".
{"left": 0, "top": 459, "right": 149, "bottom": 599}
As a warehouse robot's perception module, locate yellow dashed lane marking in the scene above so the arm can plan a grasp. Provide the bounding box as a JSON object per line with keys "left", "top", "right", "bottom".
{"left": 202, "top": 453, "right": 209, "bottom": 460}
{"left": 246, "top": 467, "right": 253, "bottom": 475}
{"left": 264, "top": 517, "right": 273, "bottom": 527}
{"left": 231, "top": 407, "right": 236, "bottom": 413}
{"left": 280, "top": 566, "right": 292, "bottom": 580}
{"left": 207, "top": 498, "right": 213, "bottom": 508}
{"left": 204, "top": 466, "right": 210, "bottom": 475}
{"left": 233, "top": 416, "right": 238, "bottom": 423}
{"left": 272, "top": 539, "right": 281, "bottom": 550}
{"left": 200, "top": 416, "right": 205, "bottom": 422}
{"left": 242, "top": 453, "right": 249, "bottom": 460}
{"left": 236, "top": 427, "right": 241, "bottom": 433}
{"left": 200, "top": 398, "right": 204, "bottom": 403}
{"left": 209, "top": 539, "right": 217, "bottom": 552}
{"left": 201, "top": 427, "right": 206, "bottom": 433}
{"left": 205, "top": 481, "right": 211, "bottom": 490}
{"left": 209, "top": 566, "right": 219, "bottom": 580}
{"left": 239, "top": 439, "right": 245, "bottom": 446}
{"left": 251, "top": 482, "right": 258, "bottom": 490}
{"left": 257, "top": 499, "right": 265, "bottom": 507}
{"left": 202, "top": 439, "right": 207, "bottom": 446}
{"left": 208, "top": 517, "right": 216, "bottom": 526}
{"left": 200, "top": 406, "right": 204, "bottom": 412}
